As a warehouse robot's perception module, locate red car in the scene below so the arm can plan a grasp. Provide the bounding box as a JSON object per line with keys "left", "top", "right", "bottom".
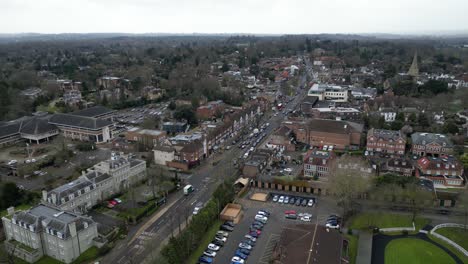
{"left": 250, "top": 229, "right": 261, "bottom": 235}
{"left": 107, "top": 202, "right": 115, "bottom": 208}
{"left": 109, "top": 200, "right": 118, "bottom": 205}
{"left": 284, "top": 210, "right": 296, "bottom": 215}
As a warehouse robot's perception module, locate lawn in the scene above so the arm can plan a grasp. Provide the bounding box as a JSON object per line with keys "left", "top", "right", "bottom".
{"left": 385, "top": 238, "right": 456, "bottom": 264}
{"left": 429, "top": 234, "right": 468, "bottom": 264}
{"left": 344, "top": 234, "right": 358, "bottom": 264}
{"left": 348, "top": 212, "right": 428, "bottom": 231}
{"left": 435, "top": 227, "right": 468, "bottom": 250}
{"left": 187, "top": 219, "right": 223, "bottom": 264}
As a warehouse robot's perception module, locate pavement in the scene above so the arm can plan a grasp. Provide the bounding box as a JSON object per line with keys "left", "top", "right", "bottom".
{"left": 356, "top": 231, "right": 373, "bottom": 264}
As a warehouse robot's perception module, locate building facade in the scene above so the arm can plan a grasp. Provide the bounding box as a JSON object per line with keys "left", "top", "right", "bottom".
{"left": 366, "top": 129, "right": 406, "bottom": 155}
{"left": 303, "top": 150, "right": 335, "bottom": 179}
{"left": 411, "top": 133, "right": 453, "bottom": 157}
{"left": 2, "top": 204, "right": 98, "bottom": 263}
{"left": 307, "top": 84, "right": 348, "bottom": 102}
{"left": 43, "top": 153, "right": 146, "bottom": 213}
{"left": 416, "top": 156, "right": 464, "bottom": 187}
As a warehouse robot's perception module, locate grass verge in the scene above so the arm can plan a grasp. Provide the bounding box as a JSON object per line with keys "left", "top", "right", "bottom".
{"left": 348, "top": 212, "right": 428, "bottom": 231}
{"left": 434, "top": 227, "right": 468, "bottom": 250}
{"left": 344, "top": 234, "right": 358, "bottom": 264}
{"left": 186, "top": 219, "right": 223, "bottom": 264}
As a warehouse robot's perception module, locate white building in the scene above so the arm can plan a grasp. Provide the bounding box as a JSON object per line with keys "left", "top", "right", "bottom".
{"left": 307, "top": 84, "right": 349, "bottom": 102}
{"left": 153, "top": 145, "right": 176, "bottom": 166}
{"left": 43, "top": 153, "right": 146, "bottom": 213}
{"left": 2, "top": 204, "right": 99, "bottom": 263}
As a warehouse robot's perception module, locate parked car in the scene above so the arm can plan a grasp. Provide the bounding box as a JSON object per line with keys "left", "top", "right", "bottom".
{"left": 207, "top": 244, "right": 220, "bottom": 251}
{"left": 251, "top": 224, "right": 263, "bottom": 230}
{"left": 245, "top": 234, "right": 257, "bottom": 242}
{"left": 199, "top": 256, "right": 213, "bottom": 264}
{"left": 235, "top": 250, "right": 248, "bottom": 259}
{"left": 249, "top": 230, "right": 260, "bottom": 237}
{"left": 211, "top": 239, "right": 224, "bottom": 247}
{"left": 254, "top": 215, "right": 268, "bottom": 223}
{"left": 242, "top": 239, "right": 256, "bottom": 246}
{"left": 217, "top": 231, "right": 229, "bottom": 237}
{"left": 284, "top": 196, "right": 290, "bottom": 203}
{"left": 301, "top": 199, "right": 307, "bottom": 206}
{"left": 114, "top": 198, "right": 122, "bottom": 204}
{"left": 326, "top": 221, "right": 340, "bottom": 229}
{"left": 215, "top": 235, "right": 227, "bottom": 242}
{"left": 284, "top": 210, "right": 296, "bottom": 215}
{"left": 278, "top": 196, "right": 285, "bottom": 203}
{"left": 289, "top": 197, "right": 295, "bottom": 204}
{"left": 300, "top": 216, "right": 312, "bottom": 222}
{"left": 258, "top": 209, "right": 270, "bottom": 216}
{"left": 272, "top": 195, "right": 279, "bottom": 202}
{"left": 203, "top": 250, "right": 217, "bottom": 257}
{"left": 238, "top": 243, "right": 252, "bottom": 250}
{"left": 307, "top": 199, "right": 314, "bottom": 207}
{"left": 193, "top": 207, "right": 201, "bottom": 215}
{"left": 295, "top": 199, "right": 301, "bottom": 206}
{"left": 285, "top": 214, "right": 297, "bottom": 220}
{"left": 231, "top": 256, "right": 245, "bottom": 264}
{"left": 224, "top": 221, "right": 235, "bottom": 227}
{"left": 109, "top": 200, "right": 118, "bottom": 205}
{"left": 238, "top": 248, "right": 250, "bottom": 255}
{"left": 220, "top": 224, "right": 234, "bottom": 232}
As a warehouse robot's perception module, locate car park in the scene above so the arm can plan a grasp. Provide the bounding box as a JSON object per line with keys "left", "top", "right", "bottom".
{"left": 207, "top": 244, "right": 220, "bottom": 251}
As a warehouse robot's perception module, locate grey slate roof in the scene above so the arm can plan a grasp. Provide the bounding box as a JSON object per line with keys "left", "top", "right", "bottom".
{"left": 12, "top": 204, "right": 94, "bottom": 239}
{"left": 20, "top": 117, "right": 57, "bottom": 135}
{"left": 49, "top": 113, "right": 113, "bottom": 130}
{"left": 71, "top": 106, "right": 115, "bottom": 118}
{"left": 0, "top": 122, "right": 22, "bottom": 138}
{"left": 411, "top": 133, "right": 453, "bottom": 147}
{"left": 368, "top": 129, "right": 405, "bottom": 141}
{"left": 48, "top": 177, "right": 96, "bottom": 205}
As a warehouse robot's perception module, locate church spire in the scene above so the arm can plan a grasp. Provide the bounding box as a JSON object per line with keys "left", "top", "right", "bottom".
{"left": 408, "top": 52, "right": 419, "bottom": 78}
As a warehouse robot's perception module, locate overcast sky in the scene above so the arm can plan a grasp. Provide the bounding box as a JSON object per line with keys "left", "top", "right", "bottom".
{"left": 1, "top": 0, "right": 467, "bottom": 34}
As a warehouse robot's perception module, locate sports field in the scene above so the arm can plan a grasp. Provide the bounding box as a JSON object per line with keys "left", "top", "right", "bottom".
{"left": 384, "top": 238, "right": 456, "bottom": 264}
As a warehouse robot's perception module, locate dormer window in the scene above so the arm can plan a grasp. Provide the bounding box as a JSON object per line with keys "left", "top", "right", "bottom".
{"left": 57, "top": 232, "right": 63, "bottom": 239}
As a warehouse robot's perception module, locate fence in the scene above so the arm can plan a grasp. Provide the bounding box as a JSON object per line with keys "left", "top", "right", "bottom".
{"left": 430, "top": 223, "right": 468, "bottom": 257}
{"left": 379, "top": 222, "right": 415, "bottom": 233}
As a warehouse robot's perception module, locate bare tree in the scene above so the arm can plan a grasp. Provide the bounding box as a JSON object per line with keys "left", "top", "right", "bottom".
{"left": 401, "top": 183, "right": 433, "bottom": 222}
{"left": 328, "top": 156, "right": 373, "bottom": 222}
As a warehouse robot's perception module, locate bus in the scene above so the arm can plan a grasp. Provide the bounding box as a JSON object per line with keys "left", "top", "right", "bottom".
{"left": 183, "top": 185, "right": 194, "bottom": 195}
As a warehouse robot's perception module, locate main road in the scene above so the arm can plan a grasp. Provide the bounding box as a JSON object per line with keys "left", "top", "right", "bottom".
{"left": 101, "top": 59, "right": 312, "bottom": 264}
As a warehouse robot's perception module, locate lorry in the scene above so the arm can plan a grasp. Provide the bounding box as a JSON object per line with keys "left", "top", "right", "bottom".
{"left": 183, "top": 184, "right": 194, "bottom": 195}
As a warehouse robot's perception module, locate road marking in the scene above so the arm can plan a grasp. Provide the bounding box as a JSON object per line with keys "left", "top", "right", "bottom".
{"left": 306, "top": 214, "right": 319, "bottom": 264}
{"left": 117, "top": 256, "right": 126, "bottom": 263}
{"left": 259, "top": 234, "right": 281, "bottom": 264}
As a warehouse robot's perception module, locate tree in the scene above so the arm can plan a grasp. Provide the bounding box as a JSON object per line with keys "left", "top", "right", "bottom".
{"left": 173, "top": 105, "right": 198, "bottom": 125}
{"left": 141, "top": 116, "right": 160, "bottom": 129}
{"left": 328, "top": 156, "right": 372, "bottom": 221}
{"left": 402, "top": 183, "right": 433, "bottom": 222}
{"left": 168, "top": 101, "right": 177, "bottom": 110}
{"left": 442, "top": 121, "right": 459, "bottom": 134}
{"left": 419, "top": 80, "right": 449, "bottom": 95}
{"left": 221, "top": 62, "right": 229, "bottom": 72}
{"left": 417, "top": 113, "right": 430, "bottom": 128}
{"left": 457, "top": 188, "right": 468, "bottom": 230}
{"left": 0, "top": 182, "right": 22, "bottom": 210}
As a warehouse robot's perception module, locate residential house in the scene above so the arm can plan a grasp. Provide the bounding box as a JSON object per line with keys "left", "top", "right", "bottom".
{"left": 20, "top": 87, "right": 42, "bottom": 99}
{"left": 366, "top": 129, "right": 406, "bottom": 155}
{"left": 416, "top": 156, "right": 464, "bottom": 187}
{"left": 2, "top": 204, "right": 98, "bottom": 263}
{"left": 411, "top": 133, "right": 453, "bottom": 157}
{"left": 303, "top": 150, "right": 336, "bottom": 179}
{"left": 383, "top": 157, "right": 414, "bottom": 176}
{"left": 242, "top": 151, "right": 271, "bottom": 178}
{"left": 63, "top": 90, "right": 82, "bottom": 105}
{"left": 142, "top": 86, "right": 164, "bottom": 100}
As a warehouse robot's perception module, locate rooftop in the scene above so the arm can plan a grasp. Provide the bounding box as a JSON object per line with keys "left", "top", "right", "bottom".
{"left": 411, "top": 133, "right": 453, "bottom": 147}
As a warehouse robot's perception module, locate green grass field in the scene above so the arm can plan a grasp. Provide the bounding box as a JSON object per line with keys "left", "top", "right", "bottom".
{"left": 344, "top": 234, "right": 358, "bottom": 264}
{"left": 348, "top": 212, "right": 428, "bottom": 230}
{"left": 385, "top": 238, "right": 455, "bottom": 264}
{"left": 435, "top": 227, "right": 468, "bottom": 250}
{"left": 187, "top": 219, "right": 223, "bottom": 264}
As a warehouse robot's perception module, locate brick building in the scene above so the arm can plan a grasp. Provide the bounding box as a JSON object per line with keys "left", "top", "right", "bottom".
{"left": 303, "top": 150, "right": 336, "bottom": 179}
{"left": 366, "top": 129, "right": 406, "bottom": 155}
{"left": 196, "top": 100, "right": 225, "bottom": 120}
{"left": 416, "top": 156, "right": 464, "bottom": 187}
{"left": 411, "top": 133, "right": 453, "bottom": 157}
{"left": 284, "top": 119, "right": 363, "bottom": 150}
